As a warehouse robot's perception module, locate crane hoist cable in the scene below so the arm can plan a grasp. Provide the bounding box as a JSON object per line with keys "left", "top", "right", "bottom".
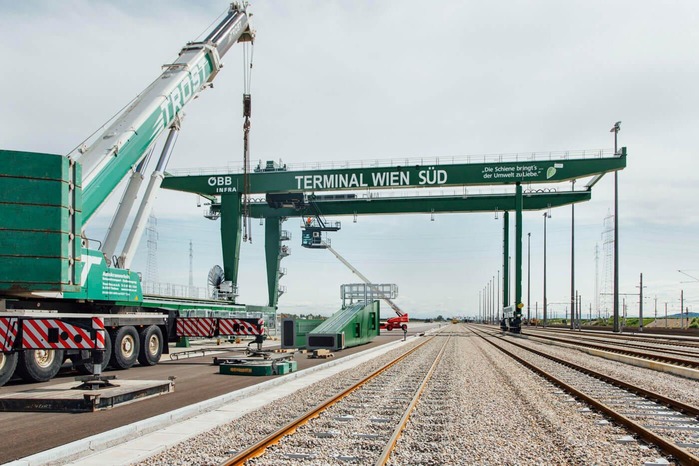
{"left": 241, "top": 39, "right": 254, "bottom": 243}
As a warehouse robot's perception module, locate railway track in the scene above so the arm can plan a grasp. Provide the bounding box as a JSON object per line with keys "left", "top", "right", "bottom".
{"left": 519, "top": 328, "right": 699, "bottom": 369}
{"left": 528, "top": 327, "right": 699, "bottom": 356}
{"left": 220, "top": 335, "right": 448, "bottom": 465}
{"left": 470, "top": 326, "right": 699, "bottom": 465}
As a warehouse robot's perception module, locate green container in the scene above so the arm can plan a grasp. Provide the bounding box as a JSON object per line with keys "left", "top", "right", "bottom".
{"left": 288, "top": 360, "right": 298, "bottom": 372}
{"left": 0, "top": 150, "right": 82, "bottom": 293}
{"left": 281, "top": 318, "right": 325, "bottom": 349}
{"left": 219, "top": 363, "right": 273, "bottom": 376}
{"left": 274, "top": 361, "right": 290, "bottom": 375}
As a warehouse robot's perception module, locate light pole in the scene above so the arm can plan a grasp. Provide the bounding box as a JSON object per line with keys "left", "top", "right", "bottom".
{"left": 543, "top": 210, "right": 550, "bottom": 327}
{"left": 610, "top": 121, "right": 621, "bottom": 332}
{"left": 527, "top": 232, "right": 531, "bottom": 325}
{"left": 497, "top": 270, "right": 500, "bottom": 320}
{"left": 570, "top": 180, "right": 575, "bottom": 330}
{"left": 492, "top": 275, "right": 496, "bottom": 323}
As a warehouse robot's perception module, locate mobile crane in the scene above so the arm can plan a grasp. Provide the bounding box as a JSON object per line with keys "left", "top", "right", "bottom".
{"left": 324, "top": 245, "right": 409, "bottom": 331}
{"left": 0, "top": 3, "right": 264, "bottom": 388}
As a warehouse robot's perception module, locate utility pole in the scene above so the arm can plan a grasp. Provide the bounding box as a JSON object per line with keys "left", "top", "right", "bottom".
{"left": 681, "top": 289, "right": 684, "bottom": 329}
{"left": 571, "top": 180, "right": 575, "bottom": 330}
{"left": 654, "top": 296, "right": 657, "bottom": 321}
{"left": 188, "top": 239, "right": 194, "bottom": 297}
{"left": 543, "top": 211, "right": 549, "bottom": 327}
{"left": 527, "top": 232, "right": 531, "bottom": 325}
{"left": 611, "top": 121, "right": 621, "bottom": 332}
{"left": 636, "top": 273, "right": 646, "bottom": 331}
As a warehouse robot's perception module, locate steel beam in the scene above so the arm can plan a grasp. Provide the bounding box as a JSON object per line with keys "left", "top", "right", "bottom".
{"left": 248, "top": 191, "right": 591, "bottom": 219}
{"left": 162, "top": 150, "right": 627, "bottom": 196}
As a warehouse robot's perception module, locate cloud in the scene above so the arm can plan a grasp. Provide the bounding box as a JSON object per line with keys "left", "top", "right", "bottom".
{"left": 2, "top": 0, "right": 698, "bottom": 317}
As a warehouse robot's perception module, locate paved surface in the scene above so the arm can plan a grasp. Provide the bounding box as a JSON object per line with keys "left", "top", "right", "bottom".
{"left": 0, "top": 325, "right": 435, "bottom": 464}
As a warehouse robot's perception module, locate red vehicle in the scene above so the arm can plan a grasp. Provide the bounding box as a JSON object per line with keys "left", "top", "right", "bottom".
{"left": 380, "top": 311, "right": 409, "bottom": 331}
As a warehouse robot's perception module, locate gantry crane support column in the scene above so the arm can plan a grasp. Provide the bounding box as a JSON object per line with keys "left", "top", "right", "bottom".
{"left": 503, "top": 211, "right": 510, "bottom": 313}
{"left": 514, "top": 182, "right": 524, "bottom": 331}
{"left": 264, "top": 218, "right": 283, "bottom": 308}
{"left": 220, "top": 193, "right": 243, "bottom": 299}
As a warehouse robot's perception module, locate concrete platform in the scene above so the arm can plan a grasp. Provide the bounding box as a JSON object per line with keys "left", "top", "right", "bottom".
{"left": 0, "top": 379, "right": 174, "bottom": 413}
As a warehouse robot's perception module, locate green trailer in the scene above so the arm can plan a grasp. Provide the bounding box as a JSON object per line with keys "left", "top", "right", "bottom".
{"left": 281, "top": 318, "right": 325, "bottom": 349}
{"left": 307, "top": 301, "right": 380, "bottom": 351}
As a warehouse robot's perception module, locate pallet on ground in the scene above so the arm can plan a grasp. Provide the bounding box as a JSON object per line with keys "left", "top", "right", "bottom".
{"left": 307, "top": 349, "right": 334, "bottom": 359}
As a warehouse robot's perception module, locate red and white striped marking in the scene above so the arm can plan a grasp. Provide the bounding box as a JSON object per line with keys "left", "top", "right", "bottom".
{"left": 92, "top": 317, "right": 105, "bottom": 350}
{"left": 21, "top": 319, "right": 97, "bottom": 350}
{"left": 176, "top": 318, "right": 216, "bottom": 337}
{"left": 218, "top": 318, "right": 264, "bottom": 336}
{"left": 0, "top": 318, "right": 18, "bottom": 352}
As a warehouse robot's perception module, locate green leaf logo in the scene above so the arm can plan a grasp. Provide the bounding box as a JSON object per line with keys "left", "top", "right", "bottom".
{"left": 546, "top": 167, "right": 556, "bottom": 179}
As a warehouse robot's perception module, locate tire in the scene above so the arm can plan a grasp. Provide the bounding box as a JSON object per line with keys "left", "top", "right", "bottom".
{"left": 386, "top": 324, "right": 393, "bottom": 331}
{"left": 0, "top": 352, "right": 18, "bottom": 387}
{"left": 16, "top": 349, "right": 64, "bottom": 383}
{"left": 73, "top": 331, "right": 113, "bottom": 375}
{"left": 137, "top": 325, "right": 163, "bottom": 366}
{"left": 109, "top": 326, "right": 140, "bottom": 370}
{"left": 401, "top": 324, "right": 408, "bottom": 331}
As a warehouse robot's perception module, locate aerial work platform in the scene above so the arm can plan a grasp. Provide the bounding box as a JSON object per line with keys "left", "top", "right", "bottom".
{"left": 307, "top": 301, "right": 380, "bottom": 351}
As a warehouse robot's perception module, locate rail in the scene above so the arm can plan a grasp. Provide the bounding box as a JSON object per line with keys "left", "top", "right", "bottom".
{"left": 470, "top": 325, "right": 699, "bottom": 465}
{"left": 220, "top": 335, "right": 442, "bottom": 465}
{"left": 524, "top": 331, "right": 699, "bottom": 370}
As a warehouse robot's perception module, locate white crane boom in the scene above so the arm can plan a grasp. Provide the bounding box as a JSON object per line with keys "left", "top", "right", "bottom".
{"left": 325, "top": 244, "right": 405, "bottom": 317}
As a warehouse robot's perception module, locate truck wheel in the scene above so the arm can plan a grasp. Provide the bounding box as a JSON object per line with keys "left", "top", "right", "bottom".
{"left": 109, "top": 326, "right": 140, "bottom": 370}
{"left": 0, "top": 352, "right": 18, "bottom": 387}
{"left": 74, "top": 331, "right": 113, "bottom": 375}
{"left": 138, "top": 325, "right": 163, "bottom": 366}
{"left": 16, "top": 349, "right": 64, "bottom": 383}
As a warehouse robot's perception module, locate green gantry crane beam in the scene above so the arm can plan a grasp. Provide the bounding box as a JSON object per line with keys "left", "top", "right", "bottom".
{"left": 161, "top": 149, "right": 626, "bottom": 196}
{"left": 247, "top": 190, "right": 590, "bottom": 218}
{"left": 161, "top": 148, "right": 626, "bottom": 326}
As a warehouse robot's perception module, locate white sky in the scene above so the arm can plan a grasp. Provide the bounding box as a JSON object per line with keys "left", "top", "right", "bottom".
{"left": 2, "top": 0, "right": 699, "bottom": 319}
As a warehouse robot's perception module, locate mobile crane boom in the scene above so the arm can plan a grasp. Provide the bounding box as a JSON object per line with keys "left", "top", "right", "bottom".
{"left": 74, "top": 2, "right": 252, "bottom": 223}
{"left": 325, "top": 245, "right": 406, "bottom": 318}
{"left": 0, "top": 4, "right": 265, "bottom": 389}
